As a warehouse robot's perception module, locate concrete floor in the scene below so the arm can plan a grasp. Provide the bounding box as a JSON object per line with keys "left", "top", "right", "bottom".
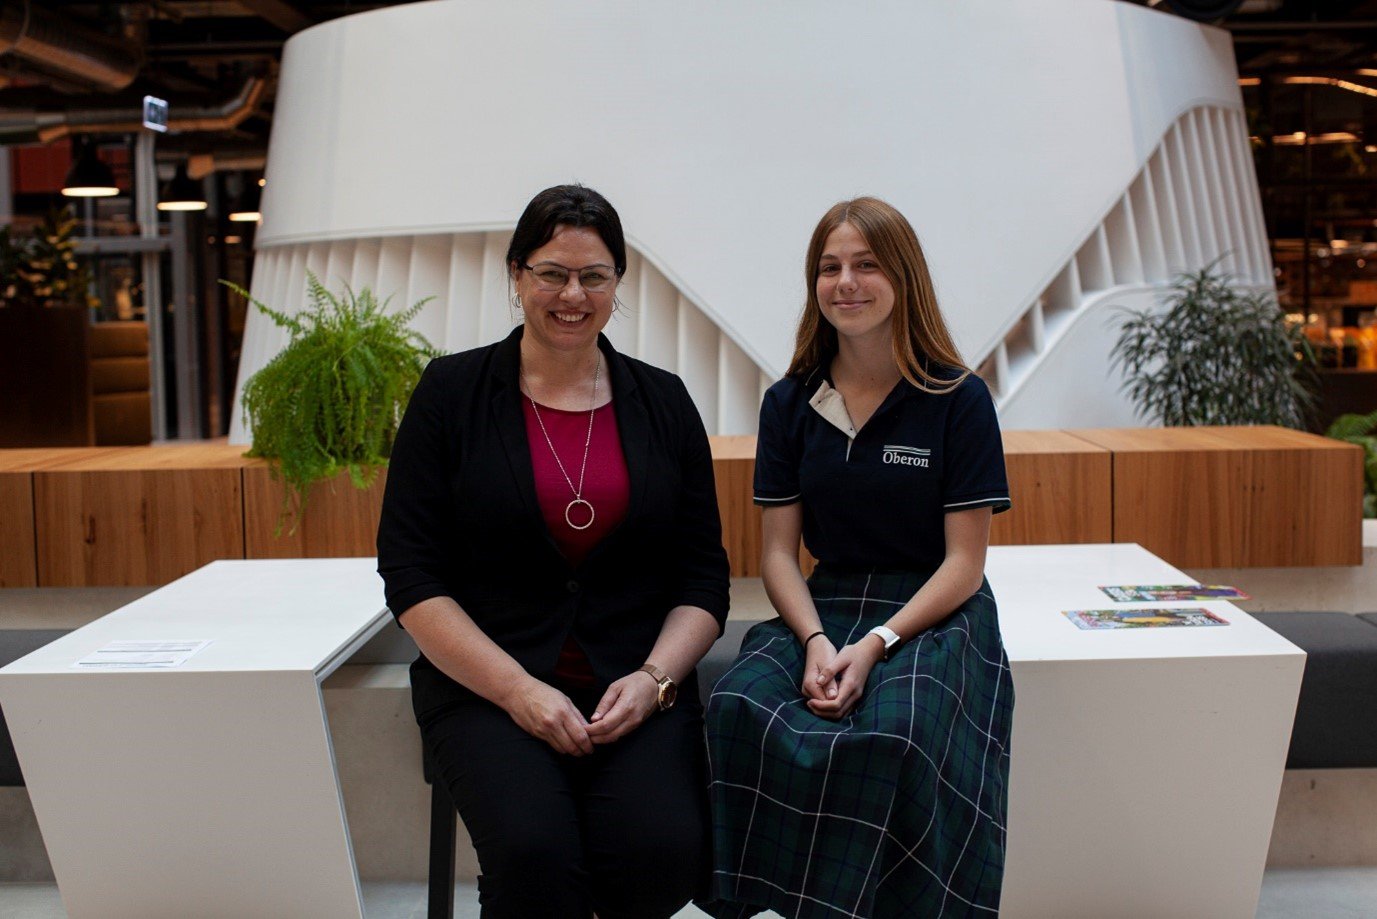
{"left": 1, "top": 870, "right": 1374, "bottom": 918}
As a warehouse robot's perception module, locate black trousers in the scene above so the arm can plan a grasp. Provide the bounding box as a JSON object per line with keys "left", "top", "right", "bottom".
{"left": 418, "top": 687, "right": 710, "bottom": 919}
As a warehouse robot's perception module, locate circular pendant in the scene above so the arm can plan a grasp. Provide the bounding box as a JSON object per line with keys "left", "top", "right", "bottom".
{"left": 565, "top": 498, "right": 595, "bottom": 531}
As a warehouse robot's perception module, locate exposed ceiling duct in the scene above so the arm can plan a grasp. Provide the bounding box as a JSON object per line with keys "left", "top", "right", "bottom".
{"left": 0, "top": 76, "right": 267, "bottom": 145}
{"left": 0, "top": 0, "right": 142, "bottom": 91}
{"left": 185, "top": 151, "right": 268, "bottom": 180}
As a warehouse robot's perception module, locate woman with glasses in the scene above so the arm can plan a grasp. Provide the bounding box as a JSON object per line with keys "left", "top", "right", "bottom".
{"left": 701, "top": 197, "right": 1014, "bottom": 918}
{"left": 378, "top": 184, "right": 729, "bottom": 918}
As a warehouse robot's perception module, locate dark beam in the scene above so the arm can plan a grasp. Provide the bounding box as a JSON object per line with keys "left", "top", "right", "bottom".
{"left": 236, "top": 0, "right": 314, "bottom": 34}
{"left": 1228, "top": 20, "right": 1377, "bottom": 30}
{"left": 147, "top": 17, "right": 288, "bottom": 44}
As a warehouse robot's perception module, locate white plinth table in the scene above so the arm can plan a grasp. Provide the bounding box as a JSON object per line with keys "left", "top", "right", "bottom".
{"left": 0, "top": 558, "right": 389, "bottom": 919}
{"left": 988, "top": 544, "right": 1305, "bottom": 919}
{"left": 1, "top": 548, "right": 1304, "bottom": 918}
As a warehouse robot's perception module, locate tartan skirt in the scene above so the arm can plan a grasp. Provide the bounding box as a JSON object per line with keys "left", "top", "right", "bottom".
{"left": 699, "top": 565, "right": 1014, "bottom": 919}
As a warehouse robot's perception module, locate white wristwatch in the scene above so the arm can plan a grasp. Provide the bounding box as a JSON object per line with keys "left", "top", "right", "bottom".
{"left": 867, "top": 625, "right": 901, "bottom": 661}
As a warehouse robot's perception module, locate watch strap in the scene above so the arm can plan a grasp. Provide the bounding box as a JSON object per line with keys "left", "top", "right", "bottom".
{"left": 638, "top": 663, "right": 669, "bottom": 684}
{"left": 638, "top": 663, "right": 677, "bottom": 710}
{"left": 867, "top": 625, "right": 901, "bottom": 661}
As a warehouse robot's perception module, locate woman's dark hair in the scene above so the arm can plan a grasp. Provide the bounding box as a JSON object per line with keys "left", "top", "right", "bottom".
{"left": 505, "top": 184, "right": 627, "bottom": 277}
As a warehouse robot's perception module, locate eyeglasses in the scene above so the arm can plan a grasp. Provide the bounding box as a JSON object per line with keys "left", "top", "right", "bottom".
{"left": 522, "top": 262, "right": 618, "bottom": 292}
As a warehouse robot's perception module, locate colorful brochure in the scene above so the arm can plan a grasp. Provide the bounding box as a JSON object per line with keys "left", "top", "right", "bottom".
{"left": 1064, "top": 608, "right": 1230, "bottom": 630}
{"left": 1098, "top": 584, "right": 1250, "bottom": 603}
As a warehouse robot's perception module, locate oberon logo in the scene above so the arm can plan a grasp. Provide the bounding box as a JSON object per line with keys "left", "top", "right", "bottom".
{"left": 882, "top": 445, "right": 931, "bottom": 467}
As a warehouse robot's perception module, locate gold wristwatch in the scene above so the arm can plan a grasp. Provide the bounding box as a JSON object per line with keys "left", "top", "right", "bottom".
{"left": 638, "top": 663, "right": 678, "bottom": 711}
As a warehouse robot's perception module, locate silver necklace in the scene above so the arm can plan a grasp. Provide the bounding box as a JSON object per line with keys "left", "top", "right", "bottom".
{"left": 521, "top": 359, "right": 601, "bottom": 531}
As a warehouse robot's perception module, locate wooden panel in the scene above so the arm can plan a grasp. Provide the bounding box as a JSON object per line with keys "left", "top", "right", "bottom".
{"left": 0, "top": 449, "right": 104, "bottom": 472}
{"left": 711, "top": 437, "right": 759, "bottom": 578}
{"left": 993, "top": 431, "right": 1112, "bottom": 545}
{"left": 0, "top": 305, "right": 92, "bottom": 447}
{"left": 30, "top": 444, "right": 251, "bottom": 470}
{"left": 11, "top": 427, "right": 1360, "bottom": 585}
{"left": 1072, "top": 426, "right": 1363, "bottom": 568}
{"left": 1067, "top": 425, "right": 1356, "bottom": 454}
{"left": 0, "top": 445, "right": 249, "bottom": 472}
{"left": 35, "top": 468, "right": 245, "bottom": 586}
{"left": 0, "top": 472, "right": 38, "bottom": 587}
{"left": 243, "top": 465, "right": 386, "bottom": 559}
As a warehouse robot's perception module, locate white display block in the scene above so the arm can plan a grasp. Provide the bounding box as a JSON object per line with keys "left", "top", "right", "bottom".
{"left": 988, "top": 544, "right": 1304, "bottom": 919}
{"left": 0, "top": 558, "right": 389, "bottom": 919}
{"left": 0, "top": 548, "right": 1302, "bottom": 918}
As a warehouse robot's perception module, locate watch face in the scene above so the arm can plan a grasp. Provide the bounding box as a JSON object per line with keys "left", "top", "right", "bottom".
{"left": 660, "top": 681, "right": 678, "bottom": 710}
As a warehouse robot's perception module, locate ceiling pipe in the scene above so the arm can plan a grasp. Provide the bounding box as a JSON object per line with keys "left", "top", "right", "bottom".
{"left": 0, "top": 0, "right": 142, "bottom": 91}
{"left": 0, "top": 76, "right": 267, "bottom": 145}
{"left": 185, "top": 151, "right": 267, "bottom": 180}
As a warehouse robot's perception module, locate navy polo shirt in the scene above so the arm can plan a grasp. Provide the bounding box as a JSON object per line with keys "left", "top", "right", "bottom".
{"left": 753, "top": 366, "right": 1011, "bottom": 571}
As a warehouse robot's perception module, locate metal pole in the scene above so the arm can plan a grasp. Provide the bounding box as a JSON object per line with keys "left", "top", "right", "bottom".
{"left": 1301, "top": 85, "right": 1313, "bottom": 320}
{"left": 134, "top": 131, "right": 168, "bottom": 440}
{"left": 170, "top": 210, "right": 202, "bottom": 438}
{"left": 0, "top": 146, "right": 12, "bottom": 223}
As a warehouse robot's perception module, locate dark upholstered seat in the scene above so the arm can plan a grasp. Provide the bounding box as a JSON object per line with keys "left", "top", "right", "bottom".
{"left": 0, "top": 629, "right": 71, "bottom": 786}
{"left": 696, "top": 618, "right": 755, "bottom": 705}
{"left": 1251, "top": 612, "right": 1377, "bottom": 769}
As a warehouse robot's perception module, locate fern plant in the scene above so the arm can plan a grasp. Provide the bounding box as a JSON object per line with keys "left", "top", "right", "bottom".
{"left": 1110, "top": 264, "right": 1317, "bottom": 428}
{"left": 221, "top": 271, "right": 441, "bottom": 532}
{"left": 1325, "top": 409, "right": 1377, "bottom": 519}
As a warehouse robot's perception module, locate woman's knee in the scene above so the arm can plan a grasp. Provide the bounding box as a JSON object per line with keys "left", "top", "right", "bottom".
{"left": 588, "top": 809, "right": 705, "bottom": 917}
{"left": 481, "top": 820, "right": 582, "bottom": 880}
{"left": 475, "top": 826, "right": 587, "bottom": 916}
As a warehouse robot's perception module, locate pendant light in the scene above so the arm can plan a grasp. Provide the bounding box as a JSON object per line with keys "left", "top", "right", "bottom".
{"left": 156, "top": 162, "right": 207, "bottom": 212}
{"left": 61, "top": 138, "right": 118, "bottom": 197}
{"left": 228, "top": 177, "right": 262, "bottom": 222}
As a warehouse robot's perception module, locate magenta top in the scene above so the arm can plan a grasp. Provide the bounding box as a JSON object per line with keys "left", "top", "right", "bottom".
{"left": 522, "top": 399, "right": 630, "bottom": 688}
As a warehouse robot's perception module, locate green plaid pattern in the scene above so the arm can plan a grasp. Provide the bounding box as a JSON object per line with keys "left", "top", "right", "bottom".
{"left": 700, "top": 566, "right": 1013, "bottom": 918}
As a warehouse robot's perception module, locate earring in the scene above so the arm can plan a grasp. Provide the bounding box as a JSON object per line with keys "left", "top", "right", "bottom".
{"left": 511, "top": 294, "right": 523, "bottom": 312}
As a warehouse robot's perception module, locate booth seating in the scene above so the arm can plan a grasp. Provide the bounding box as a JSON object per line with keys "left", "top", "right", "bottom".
{"left": 1252, "top": 612, "right": 1377, "bottom": 768}
{"left": 0, "top": 630, "right": 69, "bottom": 787}
{"left": 88, "top": 322, "right": 152, "bottom": 446}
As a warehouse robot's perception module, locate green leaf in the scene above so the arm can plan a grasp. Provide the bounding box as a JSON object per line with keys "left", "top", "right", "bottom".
{"left": 232, "top": 271, "right": 443, "bottom": 533}
{"left": 1109, "top": 263, "right": 1318, "bottom": 431}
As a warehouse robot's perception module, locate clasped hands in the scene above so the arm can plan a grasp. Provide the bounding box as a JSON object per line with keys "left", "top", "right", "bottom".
{"left": 503, "top": 669, "right": 661, "bottom": 756}
{"left": 801, "top": 634, "right": 883, "bottom": 720}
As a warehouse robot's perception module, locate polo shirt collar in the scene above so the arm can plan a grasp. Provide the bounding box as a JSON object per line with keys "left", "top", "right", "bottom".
{"left": 800, "top": 361, "right": 920, "bottom": 441}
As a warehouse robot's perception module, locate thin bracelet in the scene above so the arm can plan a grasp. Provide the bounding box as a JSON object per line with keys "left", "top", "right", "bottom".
{"left": 803, "top": 630, "right": 826, "bottom": 648}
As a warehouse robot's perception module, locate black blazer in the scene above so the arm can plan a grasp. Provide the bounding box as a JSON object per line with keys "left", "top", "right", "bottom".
{"left": 377, "top": 325, "right": 730, "bottom": 713}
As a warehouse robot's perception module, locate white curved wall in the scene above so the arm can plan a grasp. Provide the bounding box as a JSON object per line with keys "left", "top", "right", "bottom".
{"left": 234, "top": 0, "right": 1257, "bottom": 441}
{"left": 234, "top": 234, "right": 774, "bottom": 439}
{"left": 987, "top": 104, "right": 1272, "bottom": 428}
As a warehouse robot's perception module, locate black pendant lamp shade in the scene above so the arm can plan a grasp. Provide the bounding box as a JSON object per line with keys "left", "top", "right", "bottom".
{"left": 228, "top": 178, "right": 262, "bottom": 222}
{"left": 61, "top": 138, "right": 118, "bottom": 197}
{"left": 157, "top": 163, "right": 207, "bottom": 212}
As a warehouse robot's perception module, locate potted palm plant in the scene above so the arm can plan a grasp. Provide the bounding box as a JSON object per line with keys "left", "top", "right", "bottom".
{"left": 1110, "top": 264, "right": 1317, "bottom": 428}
